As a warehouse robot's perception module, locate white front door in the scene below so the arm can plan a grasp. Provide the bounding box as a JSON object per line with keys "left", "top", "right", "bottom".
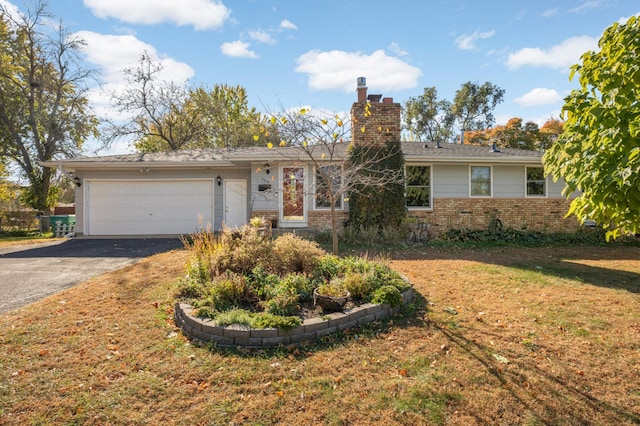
{"left": 223, "top": 179, "right": 247, "bottom": 228}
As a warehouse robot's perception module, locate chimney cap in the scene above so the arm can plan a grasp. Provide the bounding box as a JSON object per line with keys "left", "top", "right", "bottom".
{"left": 357, "top": 77, "right": 366, "bottom": 88}
{"left": 367, "top": 94, "right": 382, "bottom": 103}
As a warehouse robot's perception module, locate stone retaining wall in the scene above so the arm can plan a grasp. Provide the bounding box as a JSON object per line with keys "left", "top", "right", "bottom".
{"left": 174, "top": 289, "right": 414, "bottom": 348}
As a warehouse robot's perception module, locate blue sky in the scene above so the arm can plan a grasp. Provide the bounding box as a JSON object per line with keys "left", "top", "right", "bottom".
{"left": 3, "top": 0, "right": 639, "bottom": 154}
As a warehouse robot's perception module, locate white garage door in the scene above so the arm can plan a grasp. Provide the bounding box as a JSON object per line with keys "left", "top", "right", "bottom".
{"left": 86, "top": 180, "right": 214, "bottom": 235}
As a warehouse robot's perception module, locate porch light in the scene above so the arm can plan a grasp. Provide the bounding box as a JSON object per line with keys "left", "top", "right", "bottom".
{"left": 217, "top": 175, "right": 222, "bottom": 186}
{"left": 73, "top": 176, "right": 81, "bottom": 187}
{"left": 264, "top": 163, "right": 270, "bottom": 174}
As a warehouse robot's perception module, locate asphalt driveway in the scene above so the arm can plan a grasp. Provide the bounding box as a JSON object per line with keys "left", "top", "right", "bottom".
{"left": 0, "top": 238, "right": 183, "bottom": 314}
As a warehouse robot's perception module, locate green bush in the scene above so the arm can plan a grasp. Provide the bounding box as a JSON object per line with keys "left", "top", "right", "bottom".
{"left": 207, "top": 271, "right": 248, "bottom": 311}
{"left": 247, "top": 266, "right": 280, "bottom": 300}
{"left": 177, "top": 227, "right": 413, "bottom": 330}
{"left": 213, "top": 309, "right": 254, "bottom": 326}
{"left": 312, "top": 255, "right": 341, "bottom": 283}
{"left": 251, "top": 312, "right": 301, "bottom": 330}
{"left": 371, "top": 285, "right": 402, "bottom": 307}
{"left": 341, "top": 272, "right": 373, "bottom": 300}
{"left": 174, "top": 277, "right": 207, "bottom": 301}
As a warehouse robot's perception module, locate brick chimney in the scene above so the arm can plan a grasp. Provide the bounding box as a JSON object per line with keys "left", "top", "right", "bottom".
{"left": 350, "top": 77, "right": 401, "bottom": 146}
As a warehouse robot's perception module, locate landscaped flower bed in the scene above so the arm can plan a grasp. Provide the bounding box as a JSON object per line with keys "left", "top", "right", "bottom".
{"left": 173, "top": 222, "right": 413, "bottom": 347}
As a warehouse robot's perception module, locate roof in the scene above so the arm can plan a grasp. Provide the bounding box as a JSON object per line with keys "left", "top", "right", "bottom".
{"left": 41, "top": 141, "right": 543, "bottom": 170}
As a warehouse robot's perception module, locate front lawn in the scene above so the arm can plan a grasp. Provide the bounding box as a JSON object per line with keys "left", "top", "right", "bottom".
{"left": 0, "top": 243, "right": 638, "bottom": 424}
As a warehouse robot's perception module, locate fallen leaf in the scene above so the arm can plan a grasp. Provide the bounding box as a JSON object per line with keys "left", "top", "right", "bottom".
{"left": 492, "top": 353, "right": 510, "bottom": 364}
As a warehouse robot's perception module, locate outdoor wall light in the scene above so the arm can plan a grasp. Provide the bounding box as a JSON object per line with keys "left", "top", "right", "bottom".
{"left": 216, "top": 175, "right": 222, "bottom": 186}
{"left": 73, "top": 176, "right": 81, "bottom": 187}
{"left": 264, "top": 163, "right": 270, "bottom": 174}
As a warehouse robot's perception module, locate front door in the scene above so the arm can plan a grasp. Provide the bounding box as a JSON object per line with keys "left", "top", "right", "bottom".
{"left": 280, "top": 166, "right": 307, "bottom": 227}
{"left": 223, "top": 179, "right": 247, "bottom": 228}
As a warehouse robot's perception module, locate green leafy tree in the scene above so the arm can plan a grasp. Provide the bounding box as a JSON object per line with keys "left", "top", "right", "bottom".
{"left": 451, "top": 81, "right": 505, "bottom": 132}
{"left": 403, "top": 87, "right": 453, "bottom": 142}
{"left": 544, "top": 16, "right": 640, "bottom": 239}
{"left": 0, "top": 1, "right": 98, "bottom": 211}
{"left": 404, "top": 82, "right": 504, "bottom": 142}
{"left": 190, "top": 85, "right": 270, "bottom": 148}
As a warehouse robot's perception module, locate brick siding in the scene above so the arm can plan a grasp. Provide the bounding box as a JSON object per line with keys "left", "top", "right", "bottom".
{"left": 408, "top": 198, "right": 580, "bottom": 235}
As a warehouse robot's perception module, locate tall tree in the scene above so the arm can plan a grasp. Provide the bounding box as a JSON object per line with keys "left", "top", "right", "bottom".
{"left": 109, "top": 54, "right": 271, "bottom": 152}
{"left": 544, "top": 16, "right": 640, "bottom": 239}
{"left": 403, "top": 87, "right": 453, "bottom": 143}
{"left": 539, "top": 118, "right": 564, "bottom": 150}
{"left": 190, "top": 85, "right": 268, "bottom": 148}
{"left": 108, "top": 52, "right": 202, "bottom": 152}
{"left": 0, "top": 1, "right": 98, "bottom": 211}
{"left": 451, "top": 81, "right": 505, "bottom": 132}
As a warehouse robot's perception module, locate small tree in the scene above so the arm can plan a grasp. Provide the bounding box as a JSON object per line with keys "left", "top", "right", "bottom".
{"left": 256, "top": 105, "right": 405, "bottom": 254}
{"left": 544, "top": 16, "right": 640, "bottom": 239}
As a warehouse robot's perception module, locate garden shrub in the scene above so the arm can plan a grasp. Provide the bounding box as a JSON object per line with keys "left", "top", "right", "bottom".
{"left": 209, "top": 225, "right": 272, "bottom": 276}
{"left": 247, "top": 266, "right": 280, "bottom": 300}
{"left": 207, "top": 271, "right": 249, "bottom": 311}
{"left": 312, "top": 254, "right": 341, "bottom": 283}
{"left": 262, "top": 289, "right": 299, "bottom": 316}
{"left": 178, "top": 226, "right": 412, "bottom": 329}
{"left": 341, "top": 272, "right": 373, "bottom": 300}
{"left": 371, "top": 285, "right": 402, "bottom": 307}
{"left": 174, "top": 277, "right": 207, "bottom": 301}
{"left": 269, "top": 233, "right": 325, "bottom": 275}
{"left": 251, "top": 313, "right": 301, "bottom": 330}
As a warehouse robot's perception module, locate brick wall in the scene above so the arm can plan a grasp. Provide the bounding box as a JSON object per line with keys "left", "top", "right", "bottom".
{"left": 350, "top": 98, "right": 401, "bottom": 146}
{"left": 407, "top": 198, "right": 580, "bottom": 235}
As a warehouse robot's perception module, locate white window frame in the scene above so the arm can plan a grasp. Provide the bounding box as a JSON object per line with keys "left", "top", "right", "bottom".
{"left": 469, "top": 165, "right": 493, "bottom": 197}
{"left": 405, "top": 164, "right": 433, "bottom": 210}
{"left": 314, "top": 164, "right": 343, "bottom": 210}
{"left": 525, "top": 166, "right": 547, "bottom": 198}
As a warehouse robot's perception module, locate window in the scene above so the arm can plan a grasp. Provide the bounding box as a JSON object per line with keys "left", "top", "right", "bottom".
{"left": 526, "top": 166, "right": 546, "bottom": 197}
{"left": 470, "top": 166, "right": 491, "bottom": 196}
{"left": 315, "top": 165, "right": 342, "bottom": 209}
{"left": 406, "top": 165, "right": 431, "bottom": 208}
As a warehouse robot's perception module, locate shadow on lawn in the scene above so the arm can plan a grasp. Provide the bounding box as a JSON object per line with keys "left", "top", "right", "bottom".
{"left": 431, "top": 319, "right": 640, "bottom": 425}
{"left": 392, "top": 245, "right": 640, "bottom": 293}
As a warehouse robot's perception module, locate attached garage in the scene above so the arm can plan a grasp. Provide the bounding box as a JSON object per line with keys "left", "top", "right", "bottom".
{"left": 85, "top": 179, "right": 214, "bottom": 235}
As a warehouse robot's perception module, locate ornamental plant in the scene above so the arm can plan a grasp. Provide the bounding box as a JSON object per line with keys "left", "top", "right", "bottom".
{"left": 175, "top": 224, "right": 410, "bottom": 329}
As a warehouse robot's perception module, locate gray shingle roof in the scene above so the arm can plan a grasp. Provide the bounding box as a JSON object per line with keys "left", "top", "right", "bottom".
{"left": 42, "top": 141, "right": 543, "bottom": 169}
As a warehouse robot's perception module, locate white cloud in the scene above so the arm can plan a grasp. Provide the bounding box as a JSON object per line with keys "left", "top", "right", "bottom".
{"left": 249, "top": 29, "right": 276, "bottom": 45}
{"left": 220, "top": 40, "right": 258, "bottom": 58}
{"left": 619, "top": 13, "right": 640, "bottom": 24}
{"left": 569, "top": 1, "right": 606, "bottom": 13}
{"left": 0, "top": 0, "right": 20, "bottom": 20}
{"left": 388, "top": 42, "right": 409, "bottom": 57}
{"left": 455, "top": 30, "right": 495, "bottom": 50}
{"left": 542, "top": 8, "right": 559, "bottom": 17}
{"left": 279, "top": 19, "right": 298, "bottom": 30}
{"left": 295, "top": 49, "right": 422, "bottom": 93}
{"left": 514, "top": 88, "right": 563, "bottom": 107}
{"left": 506, "top": 35, "right": 597, "bottom": 70}
{"left": 83, "top": 0, "right": 230, "bottom": 30}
